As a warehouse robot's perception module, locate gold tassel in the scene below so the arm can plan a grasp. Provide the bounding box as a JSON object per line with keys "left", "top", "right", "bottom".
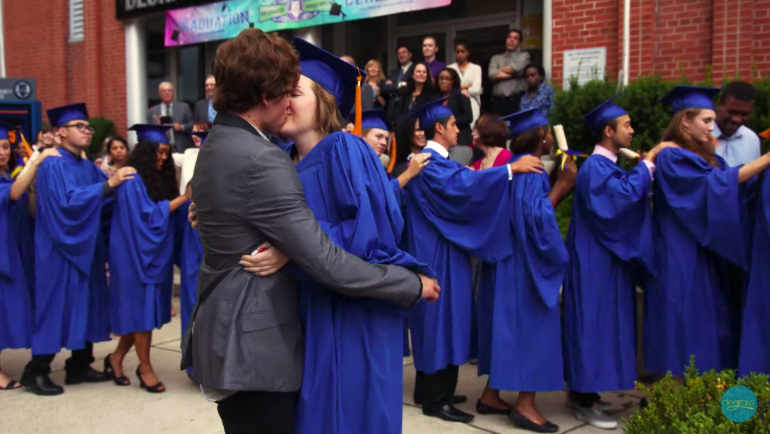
{"left": 387, "top": 136, "right": 397, "bottom": 174}
{"left": 353, "top": 72, "right": 363, "bottom": 137}
{"left": 19, "top": 132, "right": 33, "bottom": 159}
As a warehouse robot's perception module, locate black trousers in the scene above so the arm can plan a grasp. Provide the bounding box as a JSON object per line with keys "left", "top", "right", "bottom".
{"left": 23, "top": 342, "right": 95, "bottom": 376}
{"left": 569, "top": 390, "right": 601, "bottom": 408}
{"left": 217, "top": 390, "right": 298, "bottom": 434}
{"left": 490, "top": 95, "right": 522, "bottom": 118}
{"left": 414, "top": 365, "right": 459, "bottom": 412}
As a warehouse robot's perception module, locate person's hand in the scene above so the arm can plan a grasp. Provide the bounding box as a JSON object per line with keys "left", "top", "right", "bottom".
{"left": 153, "top": 115, "right": 161, "bottom": 125}
{"left": 188, "top": 202, "right": 198, "bottom": 229}
{"left": 37, "top": 147, "right": 61, "bottom": 163}
{"left": 509, "top": 155, "right": 544, "bottom": 174}
{"left": 557, "top": 156, "right": 578, "bottom": 189}
{"left": 644, "top": 141, "right": 679, "bottom": 163}
{"left": 94, "top": 157, "right": 104, "bottom": 167}
{"left": 108, "top": 166, "right": 136, "bottom": 188}
{"left": 419, "top": 274, "right": 440, "bottom": 302}
{"left": 240, "top": 242, "right": 290, "bottom": 276}
{"left": 404, "top": 153, "right": 430, "bottom": 179}
{"left": 173, "top": 123, "right": 183, "bottom": 131}
{"left": 373, "top": 85, "right": 380, "bottom": 96}
{"left": 461, "top": 89, "right": 472, "bottom": 99}
{"left": 385, "top": 80, "right": 393, "bottom": 85}
{"left": 184, "top": 184, "right": 192, "bottom": 201}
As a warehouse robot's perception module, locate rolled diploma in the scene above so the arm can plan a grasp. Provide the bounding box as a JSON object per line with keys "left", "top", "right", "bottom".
{"left": 553, "top": 125, "right": 569, "bottom": 152}
{"left": 618, "top": 148, "right": 641, "bottom": 159}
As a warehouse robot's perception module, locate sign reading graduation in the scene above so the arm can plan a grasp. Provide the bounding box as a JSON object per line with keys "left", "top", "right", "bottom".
{"left": 164, "top": 0, "right": 452, "bottom": 46}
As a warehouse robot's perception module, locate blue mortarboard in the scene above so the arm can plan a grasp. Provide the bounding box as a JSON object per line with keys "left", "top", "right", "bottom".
{"left": 129, "top": 124, "right": 174, "bottom": 145}
{"left": 659, "top": 85, "right": 720, "bottom": 113}
{"left": 584, "top": 95, "right": 629, "bottom": 131}
{"left": 47, "top": 103, "right": 89, "bottom": 128}
{"left": 497, "top": 107, "right": 549, "bottom": 137}
{"left": 411, "top": 98, "right": 455, "bottom": 130}
{"left": 349, "top": 109, "right": 391, "bottom": 131}
{"left": 294, "top": 37, "right": 365, "bottom": 118}
{"left": 0, "top": 121, "right": 14, "bottom": 141}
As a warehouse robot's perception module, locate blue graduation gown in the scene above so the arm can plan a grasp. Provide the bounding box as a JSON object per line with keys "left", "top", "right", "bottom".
{"left": 108, "top": 176, "right": 174, "bottom": 335}
{"left": 390, "top": 176, "right": 413, "bottom": 358}
{"left": 476, "top": 154, "right": 568, "bottom": 392}
{"left": 0, "top": 178, "right": 33, "bottom": 350}
{"left": 32, "top": 151, "right": 112, "bottom": 355}
{"left": 644, "top": 148, "right": 745, "bottom": 376}
{"left": 562, "top": 155, "right": 653, "bottom": 393}
{"left": 175, "top": 200, "right": 203, "bottom": 342}
{"left": 404, "top": 148, "right": 514, "bottom": 374}
{"left": 738, "top": 169, "right": 770, "bottom": 376}
{"left": 294, "top": 132, "right": 434, "bottom": 434}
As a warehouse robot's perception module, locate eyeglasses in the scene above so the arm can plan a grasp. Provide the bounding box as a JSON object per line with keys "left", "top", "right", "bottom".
{"left": 63, "top": 123, "right": 95, "bottom": 133}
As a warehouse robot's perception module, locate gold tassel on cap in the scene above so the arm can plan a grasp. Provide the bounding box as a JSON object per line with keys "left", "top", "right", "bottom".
{"left": 387, "top": 136, "right": 397, "bottom": 174}
{"left": 353, "top": 70, "right": 363, "bottom": 137}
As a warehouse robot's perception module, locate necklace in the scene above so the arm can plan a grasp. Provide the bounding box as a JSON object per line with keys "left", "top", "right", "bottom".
{"left": 481, "top": 148, "right": 502, "bottom": 170}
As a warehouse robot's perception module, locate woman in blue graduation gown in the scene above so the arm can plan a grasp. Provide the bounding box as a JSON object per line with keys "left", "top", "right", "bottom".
{"left": 644, "top": 86, "right": 770, "bottom": 377}
{"left": 264, "top": 38, "right": 436, "bottom": 434}
{"left": 0, "top": 130, "right": 59, "bottom": 390}
{"left": 105, "top": 125, "right": 190, "bottom": 393}
{"left": 475, "top": 109, "right": 574, "bottom": 433}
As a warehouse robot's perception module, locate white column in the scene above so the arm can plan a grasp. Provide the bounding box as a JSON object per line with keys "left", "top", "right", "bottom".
{"left": 542, "top": 0, "right": 552, "bottom": 81}
{"left": 125, "top": 19, "right": 148, "bottom": 147}
{"left": 295, "top": 26, "right": 322, "bottom": 47}
{"left": 0, "top": 0, "right": 6, "bottom": 78}
{"left": 622, "top": 0, "right": 631, "bottom": 86}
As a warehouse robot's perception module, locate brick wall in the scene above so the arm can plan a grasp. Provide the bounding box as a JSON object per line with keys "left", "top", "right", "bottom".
{"left": 551, "top": 0, "right": 770, "bottom": 87}
{"left": 3, "top": 0, "right": 127, "bottom": 137}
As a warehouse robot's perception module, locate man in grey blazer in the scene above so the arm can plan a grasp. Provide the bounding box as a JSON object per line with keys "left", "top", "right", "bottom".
{"left": 194, "top": 75, "right": 217, "bottom": 123}
{"left": 147, "top": 81, "right": 195, "bottom": 152}
{"left": 183, "top": 29, "right": 439, "bottom": 434}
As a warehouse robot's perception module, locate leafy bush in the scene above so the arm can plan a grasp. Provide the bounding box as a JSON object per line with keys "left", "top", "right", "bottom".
{"left": 88, "top": 117, "right": 116, "bottom": 157}
{"left": 624, "top": 357, "right": 770, "bottom": 434}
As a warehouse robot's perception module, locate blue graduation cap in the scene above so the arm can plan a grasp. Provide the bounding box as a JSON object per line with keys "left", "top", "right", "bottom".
{"left": 349, "top": 109, "right": 391, "bottom": 131}
{"left": 0, "top": 121, "right": 14, "bottom": 141}
{"left": 411, "top": 98, "right": 454, "bottom": 130}
{"left": 497, "top": 107, "right": 549, "bottom": 137}
{"left": 294, "top": 37, "right": 365, "bottom": 118}
{"left": 128, "top": 124, "right": 173, "bottom": 145}
{"left": 183, "top": 130, "right": 209, "bottom": 145}
{"left": 47, "top": 103, "right": 89, "bottom": 128}
{"left": 659, "top": 85, "right": 720, "bottom": 113}
{"left": 584, "top": 95, "right": 629, "bottom": 131}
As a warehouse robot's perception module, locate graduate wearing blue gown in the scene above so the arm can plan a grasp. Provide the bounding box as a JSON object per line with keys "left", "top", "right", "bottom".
{"left": 475, "top": 109, "right": 573, "bottom": 433}
{"left": 287, "top": 38, "right": 436, "bottom": 434}
{"left": 562, "top": 98, "right": 667, "bottom": 428}
{"left": 20, "top": 103, "right": 128, "bottom": 396}
{"left": 643, "top": 86, "right": 770, "bottom": 377}
{"left": 402, "top": 99, "right": 545, "bottom": 423}
{"left": 106, "top": 124, "right": 189, "bottom": 393}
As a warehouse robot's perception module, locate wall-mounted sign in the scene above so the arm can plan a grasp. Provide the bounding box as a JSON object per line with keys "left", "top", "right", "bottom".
{"left": 562, "top": 47, "right": 606, "bottom": 90}
{"left": 165, "top": 0, "right": 452, "bottom": 46}
{"left": 0, "top": 78, "right": 37, "bottom": 101}
{"left": 116, "top": 0, "right": 214, "bottom": 20}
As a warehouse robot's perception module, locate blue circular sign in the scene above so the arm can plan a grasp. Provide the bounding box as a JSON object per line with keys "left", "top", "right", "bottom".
{"left": 721, "top": 385, "right": 757, "bottom": 422}
{"left": 13, "top": 80, "right": 32, "bottom": 99}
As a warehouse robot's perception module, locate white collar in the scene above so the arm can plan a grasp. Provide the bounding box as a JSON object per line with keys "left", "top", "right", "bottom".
{"left": 402, "top": 62, "right": 413, "bottom": 71}
{"left": 425, "top": 140, "right": 449, "bottom": 158}
{"left": 248, "top": 122, "right": 270, "bottom": 142}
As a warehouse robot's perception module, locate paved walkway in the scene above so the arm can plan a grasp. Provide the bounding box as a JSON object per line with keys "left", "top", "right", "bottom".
{"left": 2, "top": 298, "right": 643, "bottom": 434}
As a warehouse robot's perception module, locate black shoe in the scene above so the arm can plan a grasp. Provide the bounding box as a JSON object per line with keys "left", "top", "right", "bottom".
{"left": 103, "top": 354, "right": 131, "bottom": 386}
{"left": 510, "top": 410, "right": 559, "bottom": 433}
{"left": 65, "top": 365, "right": 108, "bottom": 385}
{"left": 136, "top": 365, "right": 166, "bottom": 394}
{"left": 476, "top": 400, "right": 511, "bottom": 415}
{"left": 20, "top": 375, "right": 64, "bottom": 396}
{"left": 423, "top": 404, "right": 475, "bottom": 423}
{"left": 415, "top": 394, "right": 467, "bottom": 405}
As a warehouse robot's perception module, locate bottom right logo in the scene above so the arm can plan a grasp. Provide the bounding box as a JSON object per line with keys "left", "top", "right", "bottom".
{"left": 721, "top": 385, "right": 757, "bottom": 422}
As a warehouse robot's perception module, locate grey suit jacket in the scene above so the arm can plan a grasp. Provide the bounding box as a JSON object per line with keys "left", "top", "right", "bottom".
{"left": 183, "top": 113, "right": 422, "bottom": 392}
{"left": 147, "top": 101, "right": 195, "bottom": 152}
{"left": 194, "top": 98, "right": 211, "bottom": 123}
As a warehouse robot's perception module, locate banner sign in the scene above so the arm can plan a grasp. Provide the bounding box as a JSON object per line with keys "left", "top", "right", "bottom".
{"left": 165, "top": 0, "right": 452, "bottom": 46}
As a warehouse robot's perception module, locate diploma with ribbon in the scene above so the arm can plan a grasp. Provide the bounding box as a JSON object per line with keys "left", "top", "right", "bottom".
{"left": 552, "top": 125, "right": 588, "bottom": 169}
{"left": 618, "top": 148, "right": 641, "bottom": 159}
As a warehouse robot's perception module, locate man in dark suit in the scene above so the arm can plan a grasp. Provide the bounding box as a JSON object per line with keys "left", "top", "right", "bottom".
{"left": 194, "top": 75, "right": 217, "bottom": 124}
{"left": 382, "top": 45, "right": 415, "bottom": 97}
{"left": 184, "top": 29, "right": 440, "bottom": 434}
{"left": 147, "top": 81, "right": 194, "bottom": 152}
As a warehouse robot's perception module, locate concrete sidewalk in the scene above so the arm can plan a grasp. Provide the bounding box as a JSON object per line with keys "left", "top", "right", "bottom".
{"left": 1, "top": 299, "right": 644, "bottom": 434}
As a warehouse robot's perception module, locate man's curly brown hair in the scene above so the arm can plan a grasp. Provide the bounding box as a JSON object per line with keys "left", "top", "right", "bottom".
{"left": 213, "top": 29, "right": 300, "bottom": 113}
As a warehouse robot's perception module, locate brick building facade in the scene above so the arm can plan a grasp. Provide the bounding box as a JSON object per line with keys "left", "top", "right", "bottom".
{"left": 2, "top": 0, "right": 769, "bottom": 138}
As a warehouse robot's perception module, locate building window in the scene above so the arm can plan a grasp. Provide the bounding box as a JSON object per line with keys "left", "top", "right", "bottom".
{"left": 69, "top": 0, "right": 84, "bottom": 42}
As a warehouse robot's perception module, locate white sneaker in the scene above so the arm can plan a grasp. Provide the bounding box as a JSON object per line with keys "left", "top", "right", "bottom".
{"left": 574, "top": 406, "right": 618, "bottom": 430}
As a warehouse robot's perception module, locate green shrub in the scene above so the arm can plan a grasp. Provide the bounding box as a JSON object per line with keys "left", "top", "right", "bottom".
{"left": 624, "top": 357, "right": 770, "bottom": 434}
{"left": 88, "top": 117, "right": 116, "bottom": 157}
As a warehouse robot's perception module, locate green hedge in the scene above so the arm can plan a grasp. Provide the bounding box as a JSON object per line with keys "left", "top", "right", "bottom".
{"left": 88, "top": 117, "right": 117, "bottom": 157}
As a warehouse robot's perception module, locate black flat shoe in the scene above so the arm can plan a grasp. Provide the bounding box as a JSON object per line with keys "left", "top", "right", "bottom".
{"left": 423, "top": 404, "right": 475, "bottom": 423}
{"left": 20, "top": 375, "right": 64, "bottom": 396}
{"left": 476, "top": 400, "right": 511, "bottom": 415}
{"left": 510, "top": 410, "right": 559, "bottom": 433}
{"left": 0, "top": 379, "right": 21, "bottom": 390}
{"left": 65, "top": 365, "right": 108, "bottom": 385}
{"left": 104, "top": 354, "right": 130, "bottom": 386}
{"left": 414, "top": 394, "right": 467, "bottom": 405}
{"left": 136, "top": 365, "right": 166, "bottom": 393}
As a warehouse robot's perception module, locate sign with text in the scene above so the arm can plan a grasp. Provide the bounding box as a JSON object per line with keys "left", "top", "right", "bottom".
{"left": 116, "top": 0, "right": 213, "bottom": 20}
{"left": 165, "top": 0, "right": 452, "bottom": 46}
{"left": 0, "top": 78, "right": 36, "bottom": 101}
{"left": 562, "top": 47, "right": 606, "bottom": 90}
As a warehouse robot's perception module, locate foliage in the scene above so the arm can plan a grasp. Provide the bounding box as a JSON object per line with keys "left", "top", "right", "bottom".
{"left": 88, "top": 117, "right": 116, "bottom": 157}
{"left": 624, "top": 357, "right": 770, "bottom": 434}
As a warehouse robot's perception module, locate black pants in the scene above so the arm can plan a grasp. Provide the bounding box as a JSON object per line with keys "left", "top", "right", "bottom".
{"left": 217, "top": 390, "right": 298, "bottom": 434}
{"left": 490, "top": 95, "right": 522, "bottom": 118}
{"left": 23, "top": 342, "right": 95, "bottom": 376}
{"left": 569, "top": 390, "right": 601, "bottom": 408}
{"left": 414, "top": 365, "right": 459, "bottom": 412}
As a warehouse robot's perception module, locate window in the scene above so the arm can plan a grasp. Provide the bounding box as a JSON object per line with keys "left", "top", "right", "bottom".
{"left": 69, "top": 0, "right": 84, "bottom": 42}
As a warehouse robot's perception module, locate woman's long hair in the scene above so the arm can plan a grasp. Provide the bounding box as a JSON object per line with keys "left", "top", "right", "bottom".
{"left": 510, "top": 125, "right": 548, "bottom": 156}
{"left": 661, "top": 109, "right": 717, "bottom": 167}
{"left": 395, "top": 118, "right": 418, "bottom": 164}
{"left": 364, "top": 59, "right": 386, "bottom": 84}
{"left": 405, "top": 64, "right": 436, "bottom": 97}
{"left": 129, "top": 140, "right": 179, "bottom": 202}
